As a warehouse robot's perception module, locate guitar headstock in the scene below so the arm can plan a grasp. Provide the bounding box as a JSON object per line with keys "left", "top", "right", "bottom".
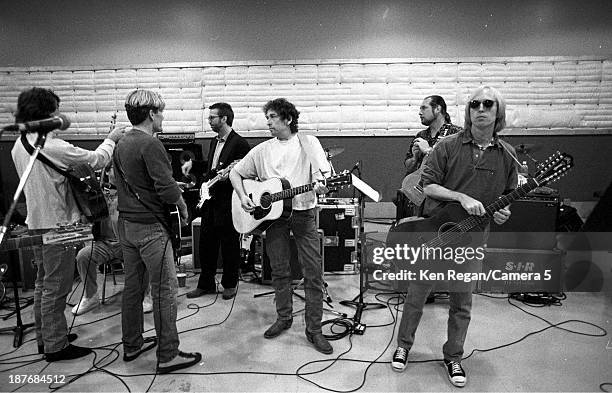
{"left": 534, "top": 151, "right": 574, "bottom": 187}
{"left": 326, "top": 170, "right": 352, "bottom": 191}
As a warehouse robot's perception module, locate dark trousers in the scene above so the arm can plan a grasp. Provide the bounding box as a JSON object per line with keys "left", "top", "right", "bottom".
{"left": 196, "top": 222, "right": 241, "bottom": 290}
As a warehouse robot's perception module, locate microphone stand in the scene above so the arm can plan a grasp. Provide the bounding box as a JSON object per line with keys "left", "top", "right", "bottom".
{"left": 339, "top": 162, "right": 385, "bottom": 335}
{"left": 0, "top": 131, "right": 47, "bottom": 347}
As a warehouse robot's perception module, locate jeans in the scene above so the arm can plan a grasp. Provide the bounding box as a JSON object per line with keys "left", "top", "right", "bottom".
{"left": 397, "top": 282, "right": 472, "bottom": 362}
{"left": 196, "top": 222, "right": 240, "bottom": 290}
{"left": 75, "top": 240, "right": 123, "bottom": 298}
{"left": 265, "top": 209, "right": 323, "bottom": 334}
{"left": 118, "top": 218, "right": 179, "bottom": 363}
{"left": 31, "top": 235, "right": 77, "bottom": 353}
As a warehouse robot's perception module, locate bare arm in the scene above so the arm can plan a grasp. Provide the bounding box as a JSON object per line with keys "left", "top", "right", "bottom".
{"left": 229, "top": 168, "right": 255, "bottom": 212}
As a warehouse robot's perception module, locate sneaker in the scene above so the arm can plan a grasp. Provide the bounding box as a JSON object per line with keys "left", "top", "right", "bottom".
{"left": 444, "top": 359, "right": 466, "bottom": 387}
{"left": 263, "top": 318, "right": 292, "bottom": 339}
{"left": 142, "top": 295, "right": 153, "bottom": 313}
{"left": 305, "top": 330, "right": 333, "bottom": 354}
{"left": 391, "top": 347, "right": 408, "bottom": 371}
{"left": 71, "top": 294, "right": 99, "bottom": 316}
{"left": 222, "top": 287, "right": 237, "bottom": 300}
{"left": 157, "top": 351, "right": 202, "bottom": 374}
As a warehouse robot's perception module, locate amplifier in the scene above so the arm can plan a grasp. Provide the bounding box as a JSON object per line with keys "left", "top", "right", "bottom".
{"left": 156, "top": 132, "right": 196, "bottom": 144}
{"left": 260, "top": 229, "right": 324, "bottom": 284}
{"left": 478, "top": 248, "right": 563, "bottom": 293}
{"left": 318, "top": 204, "right": 360, "bottom": 272}
{"left": 488, "top": 198, "right": 559, "bottom": 250}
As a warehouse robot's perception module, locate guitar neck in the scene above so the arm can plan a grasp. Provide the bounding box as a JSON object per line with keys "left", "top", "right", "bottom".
{"left": 0, "top": 235, "right": 42, "bottom": 251}
{"left": 269, "top": 182, "right": 315, "bottom": 203}
{"left": 455, "top": 178, "right": 540, "bottom": 233}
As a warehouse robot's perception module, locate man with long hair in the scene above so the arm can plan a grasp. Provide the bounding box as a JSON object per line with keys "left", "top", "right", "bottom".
{"left": 391, "top": 86, "right": 517, "bottom": 387}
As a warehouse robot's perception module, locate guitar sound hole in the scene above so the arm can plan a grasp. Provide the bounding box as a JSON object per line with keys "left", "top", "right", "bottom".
{"left": 260, "top": 193, "right": 271, "bottom": 209}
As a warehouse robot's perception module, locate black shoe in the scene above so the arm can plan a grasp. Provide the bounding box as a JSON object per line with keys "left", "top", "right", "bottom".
{"left": 391, "top": 347, "right": 408, "bottom": 371}
{"left": 45, "top": 344, "right": 92, "bottom": 362}
{"left": 186, "top": 287, "right": 217, "bottom": 298}
{"left": 263, "top": 318, "right": 292, "bottom": 339}
{"left": 305, "top": 330, "right": 333, "bottom": 354}
{"left": 157, "top": 351, "right": 202, "bottom": 374}
{"left": 222, "top": 287, "right": 237, "bottom": 300}
{"left": 123, "top": 337, "right": 157, "bottom": 362}
{"left": 444, "top": 359, "right": 466, "bottom": 387}
{"left": 38, "top": 333, "right": 78, "bottom": 354}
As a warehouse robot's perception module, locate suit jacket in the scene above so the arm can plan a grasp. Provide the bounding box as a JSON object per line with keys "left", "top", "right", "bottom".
{"left": 197, "top": 130, "right": 250, "bottom": 227}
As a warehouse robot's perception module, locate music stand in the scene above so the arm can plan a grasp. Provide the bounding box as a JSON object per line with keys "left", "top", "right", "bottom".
{"left": 0, "top": 130, "right": 49, "bottom": 347}
{"left": 339, "top": 164, "right": 385, "bottom": 335}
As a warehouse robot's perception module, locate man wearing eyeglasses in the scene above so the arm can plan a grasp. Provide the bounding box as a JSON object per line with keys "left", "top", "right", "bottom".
{"left": 398, "top": 95, "right": 462, "bottom": 218}
{"left": 182, "top": 102, "right": 250, "bottom": 300}
{"left": 391, "top": 86, "right": 517, "bottom": 388}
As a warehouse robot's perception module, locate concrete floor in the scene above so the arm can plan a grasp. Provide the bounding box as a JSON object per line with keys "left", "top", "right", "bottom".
{"left": 0, "top": 254, "right": 610, "bottom": 393}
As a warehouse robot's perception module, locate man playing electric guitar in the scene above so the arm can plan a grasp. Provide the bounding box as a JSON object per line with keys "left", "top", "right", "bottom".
{"left": 398, "top": 95, "right": 461, "bottom": 218}
{"left": 182, "top": 102, "right": 250, "bottom": 300}
{"left": 230, "top": 98, "right": 333, "bottom": 355}
{"left": 391, "top": 86, "right": 517, "bottom": 388}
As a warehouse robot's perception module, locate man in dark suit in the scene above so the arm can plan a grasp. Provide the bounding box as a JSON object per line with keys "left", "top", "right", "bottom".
{"left": 183, "top": 102, "right": 250, "bottom": 300}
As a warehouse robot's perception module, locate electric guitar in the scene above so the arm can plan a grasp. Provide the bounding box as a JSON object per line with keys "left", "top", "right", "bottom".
{"left": 232, "top": 171, "right": 352, "bottom": 234}
{"left": 388, "top": 151, "right": 574, "bottom": 256}
{"left": 0, "top": 224, "right": 93, "bottom": 251}
{"left": 196, "top": 161, "right": 239, "bottom": 209}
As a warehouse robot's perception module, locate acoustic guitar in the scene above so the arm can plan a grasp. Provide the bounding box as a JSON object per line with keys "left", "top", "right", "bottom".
{"left": 232, "top": 171, "right": 352, "bottom": 234}
{"left": 388, "top": 151, "right": 574, "bottom": 255}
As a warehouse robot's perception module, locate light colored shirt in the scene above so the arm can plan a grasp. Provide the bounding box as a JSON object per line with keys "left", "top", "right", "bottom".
{"left": 211, "top": 136, "right": 225, "bottom": 169}
{"left": 11, "top": 132, "right": 115, "bottom": 229}
{"left": 233, "top": 133, "right": 330, "bottom": 210}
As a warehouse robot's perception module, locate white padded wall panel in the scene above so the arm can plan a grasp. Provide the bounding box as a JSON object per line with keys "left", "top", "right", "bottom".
{"left": 0, "top": 57, "right": 610, "bottom": 136}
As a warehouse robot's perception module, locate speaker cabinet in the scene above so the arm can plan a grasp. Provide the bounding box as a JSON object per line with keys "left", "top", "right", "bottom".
{"left": 260, "top": 230, "right": 324, "bottom": 284}
{"left": 318, "top": 203, "right": 360, "bottom": 272}
{"left": 488, "top": 198, "right": 559, "bottom": 250}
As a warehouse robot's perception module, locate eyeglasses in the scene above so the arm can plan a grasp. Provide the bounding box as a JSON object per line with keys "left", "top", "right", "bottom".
{"left": 469, "top": 99, "right": 495, "bottom": 109}
{"left": 208, "top": 115, "right": 220, "bottom": 120}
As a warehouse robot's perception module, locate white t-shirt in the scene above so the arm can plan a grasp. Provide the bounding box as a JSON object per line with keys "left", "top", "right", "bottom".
{"left": 233, "top": 133, "right": 330, "bottom": 210}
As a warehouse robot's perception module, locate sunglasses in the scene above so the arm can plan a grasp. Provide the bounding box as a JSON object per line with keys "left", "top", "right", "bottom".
{"left": 469, "top": 99, "right": 495, "bottom": 109}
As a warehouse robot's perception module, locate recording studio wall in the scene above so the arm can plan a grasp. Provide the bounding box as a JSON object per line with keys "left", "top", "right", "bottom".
{"left": 0, "top": 57, "right": 611, "bottom": 213}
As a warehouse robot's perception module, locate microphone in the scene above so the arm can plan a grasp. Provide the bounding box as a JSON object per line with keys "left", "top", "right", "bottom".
{"left": 2, "top": 114, "right": 71, "bottom": 133}
{"left": 350, "top": 161, "right": 360, "bottom": 172}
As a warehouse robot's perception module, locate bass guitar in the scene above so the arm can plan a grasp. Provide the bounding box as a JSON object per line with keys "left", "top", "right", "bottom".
{"left": 165, "top": 205, "right": 182, "bottom": 264}
{"left": 388, "top": 151, "right": 574, "bottom": 257}
{"left": 196, "top": 161, "right": 239, "bottom": 209}
{"left": 232, "top": 171, "right": 352, "bottom": 234}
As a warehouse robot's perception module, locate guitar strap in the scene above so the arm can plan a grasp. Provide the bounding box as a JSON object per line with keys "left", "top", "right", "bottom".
{"left": 113, "top": 143, "right": 176, "bottom": 240}
{"left": 296, "top": 133, "right": 327, "bottom": 182}
{"left": 21, "top": 134, "right": 70, "bottom": 177}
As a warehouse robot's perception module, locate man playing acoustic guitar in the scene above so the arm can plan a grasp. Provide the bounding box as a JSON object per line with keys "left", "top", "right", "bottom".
{"left": 391, "top": 86, "right": 517, "bottom": 388}
{"left": 399, "top": 95, "right": 462, "bottom": 218}
{"left": 230, "top": 98, "right": 333, "bottom": 354}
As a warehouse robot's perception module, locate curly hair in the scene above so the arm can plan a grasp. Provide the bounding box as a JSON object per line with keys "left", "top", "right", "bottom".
{"left": 263, "top": 98, "right": 299, "bottom": 133}
{"left": 14, "top": 87, "right": 60, "bottom": 123}
{"left": 124, "top": 89, "right": 165, "bottom": 126}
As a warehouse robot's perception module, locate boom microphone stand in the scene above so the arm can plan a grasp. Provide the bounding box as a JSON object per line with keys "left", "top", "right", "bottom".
{"left": 339, "top": 162, "right": 385, "bottom": 335}
{"left": 0, "top": 130, "right": 48, "bottom": 347}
